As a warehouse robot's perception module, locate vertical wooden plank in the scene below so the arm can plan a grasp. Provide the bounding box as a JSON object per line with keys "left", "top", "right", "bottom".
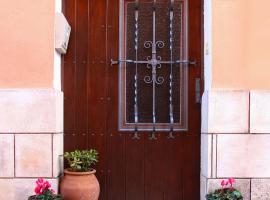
{"left": 88, "top": 134, "right": 106, "bottom": 200}
{"left": 164, "top": 134, "right": 183, "bottom": 200}
{"left": 74, "top": 134, "right": 88, "bottom": 150}
{"left": 182, "top": 135, "right": 200, "bottom": 200}
{"left": 106, "top": 134, "right": 125, "bottom": 200}
{"left": 63, "top": 0, "right": 76, "bottom": 132}
{"left": 88, "top": 1, "right": 108, "bottom": 200}
{"left": 75, "top": 0, "right": 89, "bottom": 135}
{"left": 188, "top": 0, "right": 202, "bottom": 135}
{"left": 63, "top": 134, "right": 75, "bottom": 153}
{"left": 181, "top": 0, "right": 202, "bottom": 198}
{"left": 125, "top": 134, "right": 145, "bottom": 200}
{"left": 144, "top": 134, "right": 167, "bottom": 200}
{"left": 88, "top": 0, "right": 107, "bottom": 134}
{"left": 106, "top": 0, "right": 126, "bottom": 199}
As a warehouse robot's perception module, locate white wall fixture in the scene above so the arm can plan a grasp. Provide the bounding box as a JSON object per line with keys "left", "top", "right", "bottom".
{"left": 55, "top": 12, "right": 71, "bottom": 54}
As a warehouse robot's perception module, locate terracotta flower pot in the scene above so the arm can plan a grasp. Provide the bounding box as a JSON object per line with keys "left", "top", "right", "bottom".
{"left": 60, "top": 169, "right": 100, "bottom": 200}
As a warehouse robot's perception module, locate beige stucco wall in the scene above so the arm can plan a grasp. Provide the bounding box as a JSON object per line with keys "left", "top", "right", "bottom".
{"left": 0, "top": 0, "right": 55, "bottom": 88}
{"left": 212, "top": 0, "right": 270, "bottom": 90}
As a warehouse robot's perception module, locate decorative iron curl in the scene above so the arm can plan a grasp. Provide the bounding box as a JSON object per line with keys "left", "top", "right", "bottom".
{"left": 156, "top": 76, "right": 164, "bottom": 85}
{"left": 156, "top": 41, "right": 165, "bottom": 49}
{"left": 146, "top": 56, "right": 152, "bottom": 69}
{"left": 144, "top": 76, "right": 153, "bottom": 84}
{"left": 156, "top": 63, "right": 162, "bottom": 69}
{"left": 144, "top": 41, "right": 153, "bottom": 48}
{"left": 156, "top": 56, "right": 162, "bottom": 68}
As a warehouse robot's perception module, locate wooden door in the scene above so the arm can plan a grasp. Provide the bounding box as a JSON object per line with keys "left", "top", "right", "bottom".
{"left": 63, "top": 0, "right": 202, "bottom": 199}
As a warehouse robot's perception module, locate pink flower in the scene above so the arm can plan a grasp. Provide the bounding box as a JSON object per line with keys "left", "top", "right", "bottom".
{"left": 34, "top": 178, "right": 53, "bottom": 195}
{"left": 43, "top": 181, "right": 51, "bottom": 190}
{"left": 34, "top": 185, "right": 42, "bottom": 195}
{"left": 51, "top": 189, "right": 55, "bottom": 194}
{"left": 221, "top": 179, "right": 228, "bottom": 187}
{"left": 228, "top": 178, "right": 236, "bottom": 187}
{"left": 37, "top": 178, "right": 44, "bottom": 184}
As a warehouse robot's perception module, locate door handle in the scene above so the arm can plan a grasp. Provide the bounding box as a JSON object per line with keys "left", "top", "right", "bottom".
{"left": 195, "top": 78, "right": 201, "bottom": 104}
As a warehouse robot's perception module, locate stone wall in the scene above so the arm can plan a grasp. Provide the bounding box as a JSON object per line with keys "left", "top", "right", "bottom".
{"left": 0, "top": 89, "right": 63, "bottom": 199}
{"left": 201, "top": 90, "right": 270, "bottom": 200}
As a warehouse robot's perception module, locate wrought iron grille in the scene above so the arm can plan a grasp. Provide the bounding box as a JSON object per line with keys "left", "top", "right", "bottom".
{"left": 114, "top": 0, "right": 194, "bottom": 137}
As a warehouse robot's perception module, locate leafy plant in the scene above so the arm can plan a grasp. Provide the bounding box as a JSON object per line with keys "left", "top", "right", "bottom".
{"left": 28, "top": 178, "right": 62, "bottom": 200}
{"left": 64, "top": 149, "right": 98, "bottom": 172}
{"left": 206, "top": 178, "right": 243, "bottom": 200}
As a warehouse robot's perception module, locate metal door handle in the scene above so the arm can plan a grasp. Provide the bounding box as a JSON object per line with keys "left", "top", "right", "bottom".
{"left": 195, "top": 78, "right": 201, "bottom": 104}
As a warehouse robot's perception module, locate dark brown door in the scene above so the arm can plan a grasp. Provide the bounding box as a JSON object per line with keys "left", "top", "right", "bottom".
{"left": 63, "top": 0, "right": 202, "bottom": 199}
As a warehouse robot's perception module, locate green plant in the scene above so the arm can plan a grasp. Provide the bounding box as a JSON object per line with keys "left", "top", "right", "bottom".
{"left": 64, "top": 149, "right": 98, "bottom": 172}
{"left": 206, "top": 188, "right": 243, "bottom": 200}
{"left": 28, "top": 192, "right": 62, "bottom": 200}
{"left": 206, "top": 178, "right": 243, "bottom": 200}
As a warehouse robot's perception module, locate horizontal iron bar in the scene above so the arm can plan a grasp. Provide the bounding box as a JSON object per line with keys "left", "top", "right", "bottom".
{"left": 111, "top": 59, "right": 196, "bottom": 66}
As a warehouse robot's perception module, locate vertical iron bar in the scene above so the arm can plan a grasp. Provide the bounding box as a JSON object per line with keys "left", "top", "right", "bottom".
{"left": 150, "top": 0, "right": 157, "bottom": 140}
{"left": 168, "top": 0, "right": 175, "bottom": 139}
{"left": 133, "top": 0, "right": 140, "bottom": 139}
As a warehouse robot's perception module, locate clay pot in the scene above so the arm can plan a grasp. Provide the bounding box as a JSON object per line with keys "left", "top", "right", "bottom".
{"left": 60, "top": 169, "right": 100, "bottom": 200}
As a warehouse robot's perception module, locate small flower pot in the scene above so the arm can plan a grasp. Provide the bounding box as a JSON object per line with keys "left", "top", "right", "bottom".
{"left": 60, "top": 169, "right": 100, "bottom": 200}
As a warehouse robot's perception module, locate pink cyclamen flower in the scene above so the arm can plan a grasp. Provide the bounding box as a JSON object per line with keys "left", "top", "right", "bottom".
{"left": 34, "top": 178, "right": 53, "bottom": 195}
{"left": 34, "top": 185, "right": 42, "bottom": 195}
{"left": 228, "top": 178, "right": 236, "bottom": 187}
{"left": 36, "top": 178, "right": 44, "bottom": 185}
{"left": 51, "top": 189, "right": 55, "bottom": 194}
{"left": 221, "top": 179, "right": 228, "bottom": 187}
{"left": 43, "top": 181, "right": 51, "bottom": 190}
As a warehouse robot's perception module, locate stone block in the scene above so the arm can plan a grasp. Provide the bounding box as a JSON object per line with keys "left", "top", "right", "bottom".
{"left": 200, "top": 175, "right": 207, "bottom": 200}
{"left": 251, "top": 179, "right": 270, "bottom": 200}
{"left": 0, "top": 134, "right": 14, "bottom": 177}
{"left": 202, "top": 90, "right": 249, "bottom": 133}
{"left": 201, "top": 134, "right": 211, "bottom": 177}
{"left": 217, "top": 134, "right": 270, "bottom": 177}
{"left": 250, "top": 91, "right": 270, "bottom": 133}
{"left": 15, "top": 134, "right": 52, "bottom": 177}
{"left": 0, "top": 89, "right": 63, "bottom": 133}
{"left": 53, "top": 133, "right": 63, "bottom": 177}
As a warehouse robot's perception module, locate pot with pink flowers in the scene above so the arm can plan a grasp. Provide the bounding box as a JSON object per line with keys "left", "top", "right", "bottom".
{"left": 28, "top": 178, "right": 63, "bottom": 200}
{"left": 206, "top": 178, "right": 243, "bottom": 200}
{"left": 60, "top": 149, "right": 100, "bottom": 200}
